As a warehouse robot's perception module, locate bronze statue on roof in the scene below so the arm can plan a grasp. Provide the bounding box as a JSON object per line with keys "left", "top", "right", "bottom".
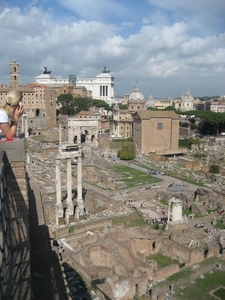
{"left": 43, "top": 66, "right": 51, "bottom": 74}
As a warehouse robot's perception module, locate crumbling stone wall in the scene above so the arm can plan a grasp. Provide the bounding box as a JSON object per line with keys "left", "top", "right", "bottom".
{"left": 83, "top": 166, "right": 116, "bottom": 189}
{"left": 89, "top": 245, "right": 112, "bottom": 267}
{"left": 55, "top": 218, "right": 112, "bottom": 238}
{"left": 161, "top": 239, "right": 205, "bottom": 266}
{"left": 153, "top": 264, "right": 179, "bottom": 282}
{"left": 185, "top": 161, "right": 201, "bottom": 170}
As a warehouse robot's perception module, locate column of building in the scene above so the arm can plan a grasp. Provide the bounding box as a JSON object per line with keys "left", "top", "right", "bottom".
{"left": 55, "top": 158, "right": 63, "bottom": 226}
{"left": 100, "top": 85, "right": 108, "bottom": 96}
{"left": 77, "top": 155, "right": 84, "bottom": 215}
{"left": 65, "top": 157, "right": 74, "bottom": 224}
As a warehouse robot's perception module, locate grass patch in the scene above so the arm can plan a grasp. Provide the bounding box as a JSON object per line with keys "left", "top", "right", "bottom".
{"left": 146, "top": 253, "right": 180, "bottom": 268}
{"left": 69, "top": 226, "right": 75, "bottom": 234}
{"left": 155, "top": 258, "right": 225, "bottom": 300}
{"left": 159, "top": 200, "right": 168, "bottom": 206}
{"left": 207, "top": 209, "right": 218, "bottom": 214}
{"left": 176, "top": 270, "right": 225, "bottom": 300}
{"left": 112, "top": 211, "right": 145, "bottom": 227}
{"left": 113, "top": 165, "right": 161, "bottom": 188}
{"left": 216, "top": 219, "right": 225, "bottom": 230}
{"left": 213, "top": 287, "right": 225, "bottom": 299}
{"left": 167, "top": 171, "right": 205, "bottom": 186}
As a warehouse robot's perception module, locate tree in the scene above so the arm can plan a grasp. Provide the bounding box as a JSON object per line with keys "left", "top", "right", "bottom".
{"left": 210, "top": 165, "right": 220, "bottom": 174}
{"left": 119, "top": 104, "right": 128, "bottom": 110}
{"left": 181, "top": 122, "right": 189, "bottom": 128}
{"left": 178, "top": 110, "right": 225, "bottom": 135}
{"left": 190, "top": 123, "right": 197, "bottom": 130}
{"left": 118, "top": 141, "right": 136, "bottom": 160}
{"left": 56, "top": 94, "right": 76, "bottom": 115}
{"left": 73, "top": 97, "right": 91, "bottom": 114}
{"left": 90, "top": 99, "right": 112, "bottom": 111}
{"left": 165, "top": 106, "right": 176, "bottom": 111}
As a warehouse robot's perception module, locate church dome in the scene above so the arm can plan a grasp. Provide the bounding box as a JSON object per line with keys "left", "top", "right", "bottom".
{"left": 181, "top": 88, "right": 194, "bottom": 102}
{"left": 129, "top": 83, "right": 145, "bottom": 101}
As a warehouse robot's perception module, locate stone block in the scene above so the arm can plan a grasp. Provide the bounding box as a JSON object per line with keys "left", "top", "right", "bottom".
{"left": 1, "top": 137, "right": 25, "bottom": 162}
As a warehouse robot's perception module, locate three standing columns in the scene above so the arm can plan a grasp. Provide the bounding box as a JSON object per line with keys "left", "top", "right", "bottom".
{"left": 55, "top": 145, "right": 84, "bottom": 226}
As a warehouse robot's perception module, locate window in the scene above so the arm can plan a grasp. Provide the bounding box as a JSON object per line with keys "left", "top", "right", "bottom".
{"left": 157, "top": 123, "right": 163, "bottom": 130}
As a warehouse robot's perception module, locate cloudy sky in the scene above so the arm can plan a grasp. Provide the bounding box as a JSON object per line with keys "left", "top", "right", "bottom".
{"left": 1, "top": 0, "right": 225, "bottom": 98}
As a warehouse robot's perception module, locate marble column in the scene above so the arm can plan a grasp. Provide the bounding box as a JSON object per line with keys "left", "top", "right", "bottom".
{"left": 59, "top": 124, "right": 62, "bottom": 145}
{"left": 66, "top": 157, "right": 72, "bottom": 203}
{"left": 77, "top": 155, "right": 84, "bottom": 215}
{"left": 55, "top": 158, "right": 63, "bottom": 226}
{"left": 166, "top": 201, "right": 171, "bottom": 229}
{"left": 56, "top": 158, "right": 61, "bottom": 205}
{"left": 65, "top": 157, "right": 73, "bottom": 224}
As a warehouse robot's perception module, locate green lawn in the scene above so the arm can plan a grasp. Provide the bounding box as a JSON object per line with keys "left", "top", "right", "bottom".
{"left": 112, "top": 210, "right": 145, "bottom": 227}
{"left": 214, "top": 287, "right": 225, "bottom": 299}
{"left": 146, "top": 253, "right": 180, "bottom": 268}
{"left": 113, "top": 165, "right": 161, "bottom": 188}
{"left": 155, "top": 258, "right": 225, "bottom": 300}
{"left": 176, "top": 269, "right": 225, "bottom": 300}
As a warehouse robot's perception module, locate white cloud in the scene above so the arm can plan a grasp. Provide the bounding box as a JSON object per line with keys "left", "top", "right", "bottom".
{"left": 0, "top": 4, "right": 224, "bottom": 98}
{"left": 56, "top": 0, "right": 128, "bottom": 22}
{"left": 147, "top": 0, "right": 225, "bottom": 36}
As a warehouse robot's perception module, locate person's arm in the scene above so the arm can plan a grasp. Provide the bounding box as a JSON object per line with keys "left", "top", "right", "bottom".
{"left": 0, "top": 122, "right": 18, "bottom": 140}
{"left": 0, "top": 104, "right": 23, "bottom": 140}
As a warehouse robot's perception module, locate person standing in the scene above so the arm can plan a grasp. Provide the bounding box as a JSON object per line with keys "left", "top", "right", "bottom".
{"left": 0, "top": 90, "right": 24, "bottom": 140}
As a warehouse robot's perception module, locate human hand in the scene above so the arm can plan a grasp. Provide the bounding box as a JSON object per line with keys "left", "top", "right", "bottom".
{"left": 14, "top": 103, "right": 24, "bottom": 121}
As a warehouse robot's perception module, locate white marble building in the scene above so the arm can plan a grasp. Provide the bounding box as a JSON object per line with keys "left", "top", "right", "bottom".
{"left": 35, "top": 67, "right": 115, "bottom": 105}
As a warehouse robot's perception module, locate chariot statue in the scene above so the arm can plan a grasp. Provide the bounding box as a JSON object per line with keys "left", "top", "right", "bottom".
{"left": 43, "top": 66, "right": 51, "bottom": 74}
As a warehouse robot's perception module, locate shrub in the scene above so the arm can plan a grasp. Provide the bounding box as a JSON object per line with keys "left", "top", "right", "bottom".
{"left": 210, "top": 165, "right": 220, "bottom": 174}
{"left": 118, "top": 141, "right": 136, "bottom": 160}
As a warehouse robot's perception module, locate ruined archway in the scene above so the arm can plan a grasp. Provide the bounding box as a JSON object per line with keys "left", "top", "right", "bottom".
{"left": 68, "top": 117, "right": 100, "bottom": 147}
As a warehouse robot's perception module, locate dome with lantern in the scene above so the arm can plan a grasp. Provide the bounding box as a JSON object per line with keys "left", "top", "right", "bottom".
{"left": 128, "top": 82, "right": 147, "bottom": 111}
{"left": 129, "top": 82, "right": 145, "bottom": 101}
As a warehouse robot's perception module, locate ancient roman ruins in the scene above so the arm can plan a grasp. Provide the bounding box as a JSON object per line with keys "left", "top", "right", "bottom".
{"left": 26, "top": 133, "right": 225, "bottom": 300}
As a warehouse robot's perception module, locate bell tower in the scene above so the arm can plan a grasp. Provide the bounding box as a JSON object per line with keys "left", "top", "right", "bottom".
{"left": 10, "top": 58, "right": 20, "bottom": 89}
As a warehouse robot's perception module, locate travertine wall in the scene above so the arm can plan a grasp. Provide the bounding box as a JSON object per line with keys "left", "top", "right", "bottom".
{"left": 0, "top": 139, "right": 31, "bottom": 300}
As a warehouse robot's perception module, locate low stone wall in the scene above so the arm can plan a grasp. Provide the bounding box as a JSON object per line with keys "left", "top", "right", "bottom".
{"left": 55, "top": 218, "right": 112, "bottom": 238}
{"left": 153, "top": 264, "right": 179, "bottom": 282}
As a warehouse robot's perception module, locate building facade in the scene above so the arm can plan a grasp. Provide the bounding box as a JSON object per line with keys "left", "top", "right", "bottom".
{"left": 210, "top": 98, "right": 225, "bottom": 113}
{"left": 36, "top": 66, "right": 115, "bottom": 105}
{"left": 112, "top": 106, "right": 133, "bottom": 138}
{"left": 112, "top": 83, "right": 146, "bottom": 138}
{"left": 133, "top": 110, "right": 180, "bottom": 154}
